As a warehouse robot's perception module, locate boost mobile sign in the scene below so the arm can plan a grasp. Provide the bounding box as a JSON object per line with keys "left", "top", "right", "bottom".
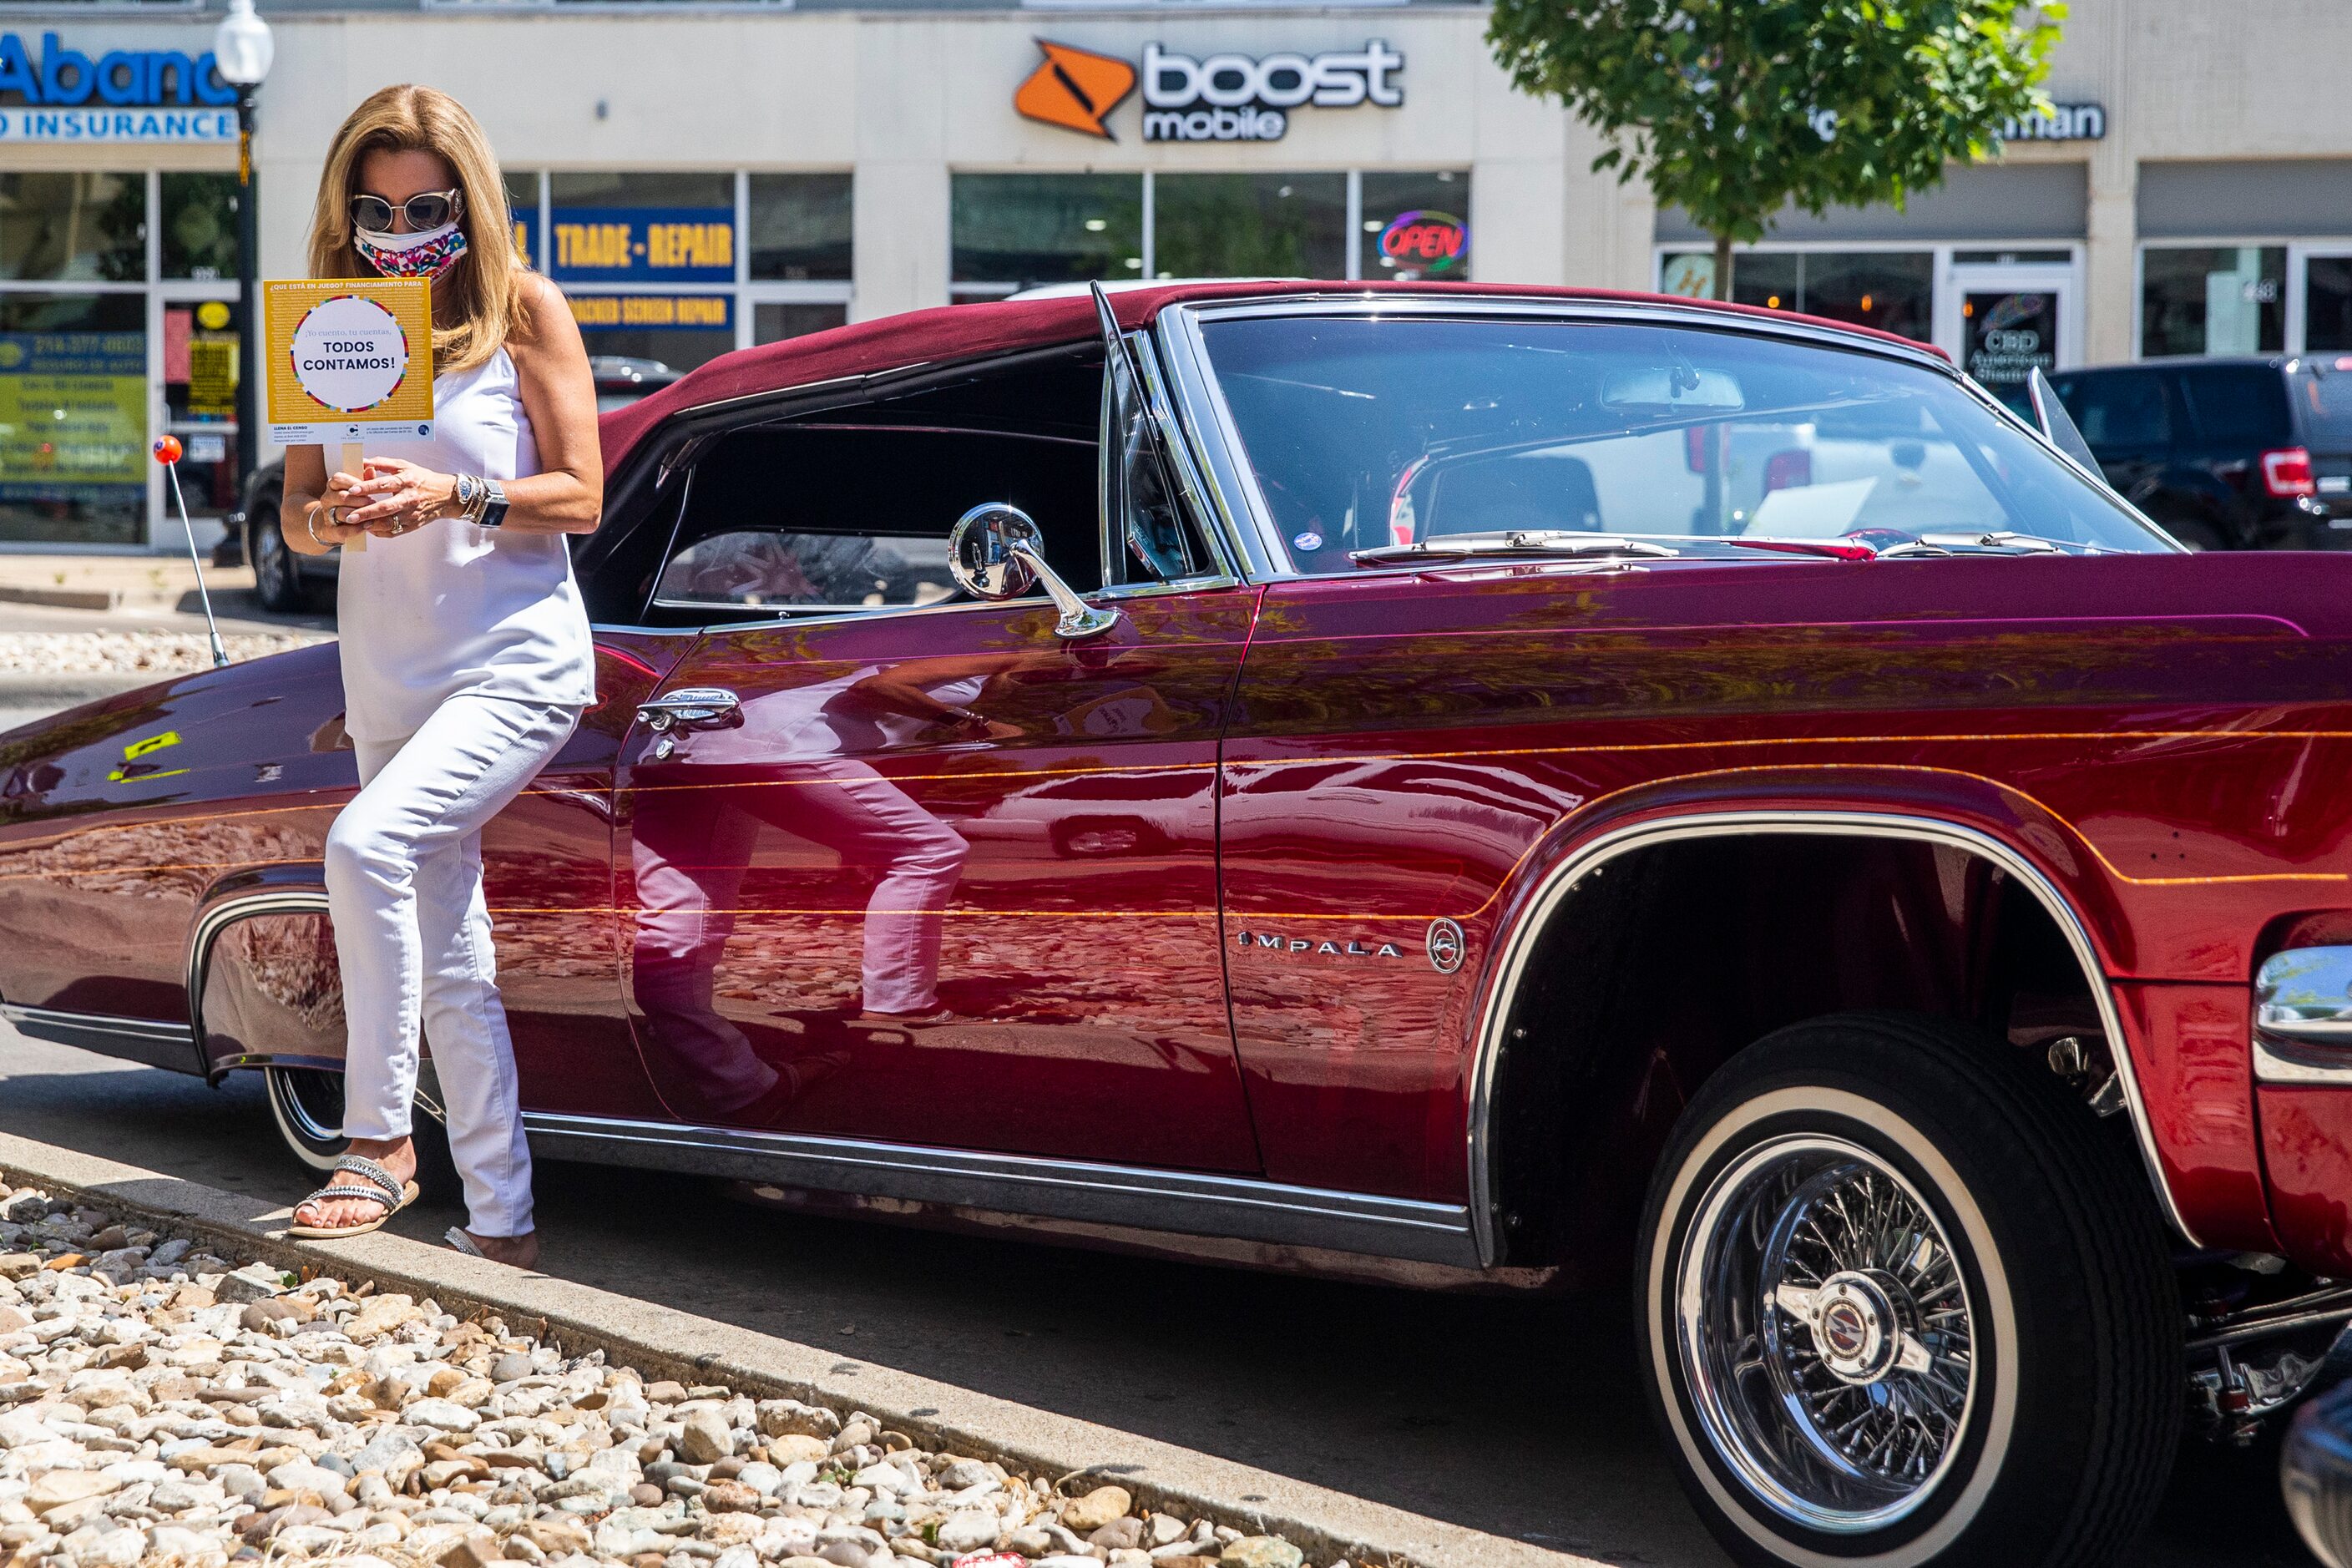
{"left": 1143, "top": 41, "right": 1403, "bottom": 142}
{"left": 1014, "top": 38, "right": 1403, "bottom": 144}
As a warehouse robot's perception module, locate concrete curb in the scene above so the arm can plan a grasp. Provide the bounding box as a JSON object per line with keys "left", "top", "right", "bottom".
{"left": 0, "top": 1130, "right": 1599, "bottom": 1568}
{"left": 0, "top": 586, "right": 123, "bottom": 612}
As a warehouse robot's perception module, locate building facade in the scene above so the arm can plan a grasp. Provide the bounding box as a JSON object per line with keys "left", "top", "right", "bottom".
{"left": 1, "top": 0, "right": 2347, "bottom": 551}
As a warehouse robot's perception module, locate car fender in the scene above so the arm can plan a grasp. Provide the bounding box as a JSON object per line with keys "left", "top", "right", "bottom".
{"left": 1454, "top": 767, "right": 2193, "bottom": 1266}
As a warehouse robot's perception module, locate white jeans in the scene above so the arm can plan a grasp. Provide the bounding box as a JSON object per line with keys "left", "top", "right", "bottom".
{"left": 325, "top": 693, "right": 580, "bottom": 1237}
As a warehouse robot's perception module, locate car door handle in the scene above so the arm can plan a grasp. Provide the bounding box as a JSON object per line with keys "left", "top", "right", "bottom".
{"left": 636, "top": 687, "right": 740, "bottom": 733}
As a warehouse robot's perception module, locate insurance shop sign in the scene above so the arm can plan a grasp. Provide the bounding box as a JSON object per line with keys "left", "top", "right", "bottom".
{"left": 0, "top": 32, "right": 239, "bottom": 143}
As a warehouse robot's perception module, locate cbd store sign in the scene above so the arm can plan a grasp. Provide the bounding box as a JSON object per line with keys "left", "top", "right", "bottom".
{"left": 1014, "top": 38, "right": 1403, "bottom": 144}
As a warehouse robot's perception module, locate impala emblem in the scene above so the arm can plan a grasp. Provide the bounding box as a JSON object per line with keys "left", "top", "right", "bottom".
{"left": 1426, "top": 918, "right": 1466, "bottom": 974}
{"left": 1233, "top": 929, "right": 1404, "bottom": 960}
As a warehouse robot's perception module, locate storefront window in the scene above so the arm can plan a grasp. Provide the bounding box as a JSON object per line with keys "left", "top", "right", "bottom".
{"left": 1360, "top": 171, "right": 1469, "bottom": 281}
{"left": 754, "top": 302, "right": 847, "bottom": 344}
{"left": 2305, "top": 255, "right": 2352, "bottom": 353}
{"left": 1795, "top": 253, "right": 1935, "bottom": 340}
{"left": 750, "top": 175, "right": 852, "bottom": 281}
{"left": 1660, "top": 249, "right": 1933, "bottom": 342}
{"left": 1154, "top": 173, "right": 1344, "bottom": 280}
{"left": 160, "top": 174, "right": 238, "bottom": 281}
{"left": 2140, "top": 245, "right": 2285, "bottom": 357}
{"left": 550, "top": 171, "right": 737, "bottom": 372}
{"left": 0, "top": 293, "right": 146, "bottom": 547}
{"left": 1, "top": 173, "right": 145, "bottom": 283}
{"left": 952, "top": 174, "right": 1142, "bottom": 298}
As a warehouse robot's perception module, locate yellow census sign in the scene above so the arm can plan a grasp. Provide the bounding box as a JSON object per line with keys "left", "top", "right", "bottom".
{"left": 263, "top": 278, "right": 434, "bottom": 446}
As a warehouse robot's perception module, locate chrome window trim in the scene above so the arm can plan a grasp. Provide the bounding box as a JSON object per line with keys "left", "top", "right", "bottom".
{"left": 1465, "top": 810, "right": 2199, "bottom": 1264}
{"left": 186, "top": 888, "right": 331, "bottom": 1077}
{"left": 1158, "top": 306, "right": 1291, "bottom": 579}
{"left": 523, "top": 1111, "right": 1478, "bottom": 1267}
{"left": 1134, "top": 331, "right": 1242, "bottom": 584}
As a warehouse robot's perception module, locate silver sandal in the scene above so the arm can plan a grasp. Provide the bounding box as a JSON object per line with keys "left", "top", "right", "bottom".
{"left": 286, "top": 1154, "right": 418, "bottom": 1239}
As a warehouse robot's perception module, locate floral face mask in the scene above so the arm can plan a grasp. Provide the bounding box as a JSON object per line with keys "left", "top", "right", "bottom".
{"left": 354, "top": 220, "right": 468, "bottom": 281}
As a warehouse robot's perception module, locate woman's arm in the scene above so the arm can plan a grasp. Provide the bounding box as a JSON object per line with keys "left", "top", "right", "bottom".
{"left": 279, "top": 445, "right": 367, "bottom": 555}
{"left": 339, "top": 271, "right": 604, "bottom": 537}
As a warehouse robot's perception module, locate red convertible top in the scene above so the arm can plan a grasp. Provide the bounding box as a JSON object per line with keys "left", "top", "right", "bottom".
{"left": 595, "top": 279, "right": 1947, "bottom": 473}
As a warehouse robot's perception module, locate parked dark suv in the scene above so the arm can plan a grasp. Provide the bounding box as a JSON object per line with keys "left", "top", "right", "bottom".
{"left": 2049, "top": 356, "right": 2352, "bottom": 549}
{"left": 230, "top": 355, "right": 683, "bottom": 609}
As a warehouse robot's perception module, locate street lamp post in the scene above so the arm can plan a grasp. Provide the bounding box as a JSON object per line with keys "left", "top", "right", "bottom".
{"left": 211, "top": 0, "right": 274, "bottom": 518}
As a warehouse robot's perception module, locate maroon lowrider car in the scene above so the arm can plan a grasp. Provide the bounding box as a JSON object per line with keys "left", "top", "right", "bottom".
{"left": 8, "top": 281, "right": 2352, "bottom": 1566}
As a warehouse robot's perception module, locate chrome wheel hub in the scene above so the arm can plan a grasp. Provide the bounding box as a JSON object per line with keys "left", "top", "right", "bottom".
{"left": 1781, "top": 1267, "right": 1933, "bottom": 1386}
{"left": 1677, "top": 1136, "right": 1976, "bottom": 1534}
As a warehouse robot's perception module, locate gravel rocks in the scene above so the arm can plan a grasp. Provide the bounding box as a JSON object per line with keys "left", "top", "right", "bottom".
{"left": 0, "top": 632, "right": 329, "bottom": 679}
{"left": 0, "top": 1181, "right": 1342, "bottom": 1568}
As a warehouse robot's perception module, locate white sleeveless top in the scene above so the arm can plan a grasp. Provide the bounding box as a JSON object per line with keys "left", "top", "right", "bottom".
{"left": 335, "top": 347, "right": 597, "bottom": 743}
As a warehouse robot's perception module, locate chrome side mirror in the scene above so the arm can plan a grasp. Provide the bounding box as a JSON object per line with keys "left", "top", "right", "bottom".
{"left": 948, "top": 503, "right": 1118, "bottom": 640}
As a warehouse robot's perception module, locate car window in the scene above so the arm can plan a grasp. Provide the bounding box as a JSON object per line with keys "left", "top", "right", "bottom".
{"left": 655, "top": 529, "right": 953, "bottom": 612}
{"left": 2290, "top": 360, "right": 2352, "bottom": 451}
{"left": 2177, "top": 366, "right": 2293, "bottom": 448}
{"left": 1199, "top": 315, "right": 2168, "bottom": 567}
{"left": 2052, "top": 372, "right": 2170, "bottom": 453}
{"left": 645, "top": 422, "right": 1100, "bottom": 626}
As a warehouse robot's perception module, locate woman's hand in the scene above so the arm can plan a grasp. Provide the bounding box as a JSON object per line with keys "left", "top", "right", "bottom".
{"left": 305, "top": 501, "right": 368, "bottom": 549}
{"left": 341, "top": 457, "right": 460, "bottom": 535}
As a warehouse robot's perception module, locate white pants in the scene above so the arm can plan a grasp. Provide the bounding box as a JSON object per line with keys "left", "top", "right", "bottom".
{"left": 325, "top": 693, "right": 580, "bottom": 1237}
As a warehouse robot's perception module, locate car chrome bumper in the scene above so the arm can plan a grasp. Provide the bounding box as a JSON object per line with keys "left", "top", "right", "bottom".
{"left": 2255, "top": 945, "right": 2352, "bottom": 1085}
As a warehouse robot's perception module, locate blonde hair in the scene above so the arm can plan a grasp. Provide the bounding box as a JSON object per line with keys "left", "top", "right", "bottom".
{"left": 307, "top": 84, "right": 522, "bottom": 375}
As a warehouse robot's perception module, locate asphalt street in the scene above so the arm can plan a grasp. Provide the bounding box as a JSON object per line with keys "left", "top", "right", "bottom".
{"left": 0, "top": 1023, "right": 2314, "bottom": 1568}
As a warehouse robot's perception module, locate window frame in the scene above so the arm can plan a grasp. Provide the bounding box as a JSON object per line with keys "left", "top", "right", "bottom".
{"left": 591, "top": 339, "right": 1237, "bottom": 635}
{"left": 2132, "top": 237, "right": 2352, "bottom": 360}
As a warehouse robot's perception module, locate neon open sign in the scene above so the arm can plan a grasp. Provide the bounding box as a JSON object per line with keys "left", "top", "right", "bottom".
{"left": 1380, "top": 210, "right": 1467, "bottom": 274}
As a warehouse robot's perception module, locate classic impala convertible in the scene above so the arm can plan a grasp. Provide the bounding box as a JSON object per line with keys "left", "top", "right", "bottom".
{"left": 5, "top": 281, "right": 2351, "bottom": 1566}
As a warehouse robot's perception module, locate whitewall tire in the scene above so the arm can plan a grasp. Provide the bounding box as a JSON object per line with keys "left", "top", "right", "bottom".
{"left": 1636, "top": 1013, "right": 2180, "bottom": 1568}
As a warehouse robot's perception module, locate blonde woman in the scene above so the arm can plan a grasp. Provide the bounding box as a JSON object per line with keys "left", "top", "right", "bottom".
{"left": 282, "top": 84, "right": 599, "bottom": 1267}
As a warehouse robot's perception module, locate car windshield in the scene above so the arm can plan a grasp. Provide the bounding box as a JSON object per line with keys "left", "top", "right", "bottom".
{"left": 1196, "top": 315, "right": 2172, "bottom": 570}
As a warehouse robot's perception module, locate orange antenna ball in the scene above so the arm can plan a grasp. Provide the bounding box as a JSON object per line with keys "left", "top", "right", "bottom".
{"left": 152, "top": 436, "right": 184, "bottom": 464}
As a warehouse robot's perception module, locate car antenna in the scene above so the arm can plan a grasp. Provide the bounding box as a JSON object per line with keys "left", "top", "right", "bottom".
{"left": 151, "top": 437, "right": 230, "bottom": 669}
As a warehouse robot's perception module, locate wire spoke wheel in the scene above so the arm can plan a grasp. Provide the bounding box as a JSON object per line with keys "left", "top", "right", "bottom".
{"left": 1677, "top": 1134, "right": 1975, "bottom": 1535}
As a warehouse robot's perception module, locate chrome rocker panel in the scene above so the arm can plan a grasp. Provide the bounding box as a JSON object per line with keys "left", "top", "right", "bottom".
{"left": 0, "top": 1004, "right": 195, "bottom": 1072}
{"left": 521, "top": 1111, "right": 1480, "bottom": 1268}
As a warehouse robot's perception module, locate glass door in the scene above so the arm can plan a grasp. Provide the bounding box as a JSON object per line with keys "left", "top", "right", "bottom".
{"left": 152, "top": 285, "right": 242, "bottom": 543}
{"left": 1939, "top": 261, "right": 2080, "bottom": 415}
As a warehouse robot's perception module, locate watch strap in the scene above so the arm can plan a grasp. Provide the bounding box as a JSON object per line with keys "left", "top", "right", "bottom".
{"left": 478, "top": 478, "right": 509, "bottom": 530}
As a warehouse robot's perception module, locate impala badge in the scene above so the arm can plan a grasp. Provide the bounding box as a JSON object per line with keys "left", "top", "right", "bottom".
{"left": 1233, "top": 929, "right": 1404, "bottom": 960}
{"left": 1426, "top": 918, "right": 1466, "bottom": 974}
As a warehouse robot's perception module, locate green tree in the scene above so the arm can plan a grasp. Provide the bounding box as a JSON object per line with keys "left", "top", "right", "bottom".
{"left": 1487, "top": 1, "right": 2062, "bottom": 300}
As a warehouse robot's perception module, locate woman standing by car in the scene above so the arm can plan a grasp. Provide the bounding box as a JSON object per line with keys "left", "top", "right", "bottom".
{"left": 281, "top": 83, "right": 601, "bottom": 1267}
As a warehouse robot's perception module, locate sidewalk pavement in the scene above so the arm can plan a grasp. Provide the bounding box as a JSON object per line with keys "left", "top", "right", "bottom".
{"left": 0, "top": 553, "right": 255, "bottom": 614}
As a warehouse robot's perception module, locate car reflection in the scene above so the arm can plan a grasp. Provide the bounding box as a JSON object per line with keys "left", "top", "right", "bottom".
{"left": 625, "top": 655, "right": 1023, "bottom": 1123}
